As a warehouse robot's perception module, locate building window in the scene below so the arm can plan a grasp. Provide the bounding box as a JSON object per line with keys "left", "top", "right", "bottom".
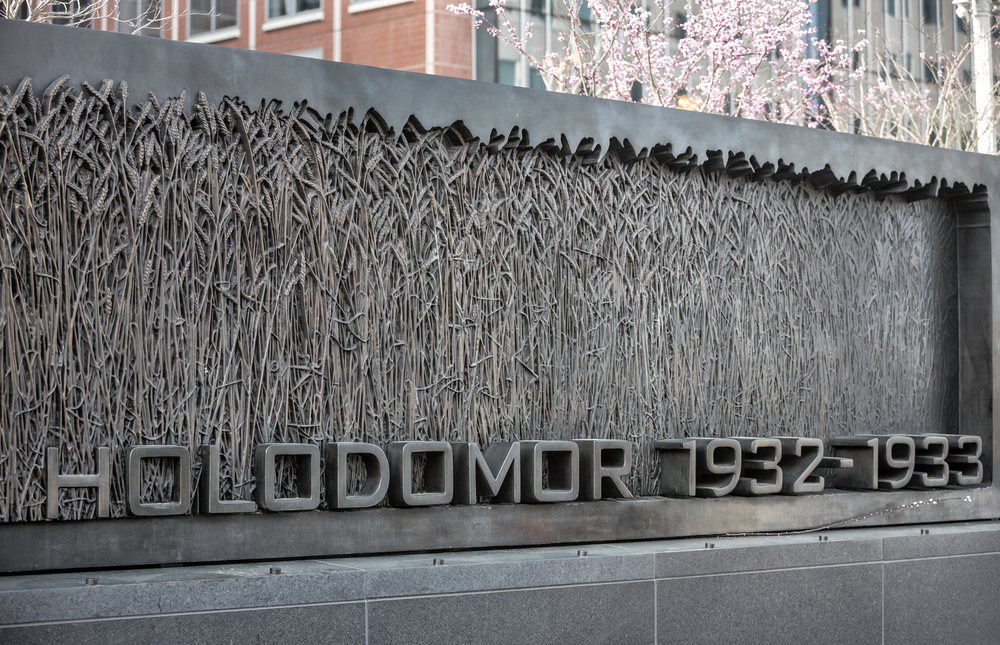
{"left": 673, "top": 12, "right": 686, "bottom": 39}
{"left": 190, "top": 0, "right": 237, "bottom": 35}
{"left": 886, "top": 0, "right": 895, "bottom": 16}
{"left": 117, "top": 0, "right": 162, "bottom": 35}
{"left": 498, "top": 59, "right": 516, "bottom": 86}
{"left": 267, "top": 0, "right": 320, "bottom": 20}
{"left": 51, "top": 0, "right": 92, "bottom": 26}
{"left": 921, "top": 0, "right": 936, "bottom": 25}
{"left": 529, "top": 67, "right": 546, "bottom": 90}
{"left": 924, "top": 59, "right": 938, "bottom": 83}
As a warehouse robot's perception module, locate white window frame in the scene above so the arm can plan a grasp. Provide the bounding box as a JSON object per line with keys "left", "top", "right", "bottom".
{"left": 263, "top": 0, "right": 323, "bottom": 27}
{"left": 187, "top": 0, "right": 240, "bottom": 41}
{"left": 347, "top": 0, "right": 412, "bottom": 14}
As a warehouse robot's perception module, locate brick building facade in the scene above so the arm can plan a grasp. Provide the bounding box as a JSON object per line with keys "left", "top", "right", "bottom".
{"left": 83, "top": 0, "right": 473, "bottom": 79}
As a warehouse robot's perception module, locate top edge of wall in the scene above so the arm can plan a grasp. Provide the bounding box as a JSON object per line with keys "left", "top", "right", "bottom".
{"left": 2, "top": 19, "right": 999, "bottom": 202}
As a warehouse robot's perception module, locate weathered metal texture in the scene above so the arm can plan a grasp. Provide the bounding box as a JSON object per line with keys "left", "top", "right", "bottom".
{"left": 0, "top": 19, "right": 997, "bottom": 560}
{"left": 0, "top": 72, "right": 962, "bottom": 517}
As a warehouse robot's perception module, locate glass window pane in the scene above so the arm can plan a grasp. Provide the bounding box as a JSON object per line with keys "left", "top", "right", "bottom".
{"left": 139, "top": 0, "right": 162, "bottom": 36}
{"left": 475, "top": 8, "right": 498, "bottom": 82}
{"left": 217, "top": 0, "right": 237, "bottom": 29}
{"left": 117, "top": 0, "right": 138, "bottom": 32}
{"left": 190, "top": 0, "right": 212, "bottom": 34}
{"left": 297, "top": 0, "right": 320, "bottom": 13}
{"left": 52, "top": 0, "right": 90, "bottom": 25}
{"left": 498, "top": 59, "right": 516, "bottom": 86}
{"left": 529, "top": 67, "right": 546, "bottom": 90}
{"left": 921, "top": 0, "right": 936, "bottom": 24}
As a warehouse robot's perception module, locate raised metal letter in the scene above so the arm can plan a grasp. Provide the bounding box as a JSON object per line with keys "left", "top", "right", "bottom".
{"left": 126, "top": 445, "right": 192, "bottom": 516}
{"left": 695, "top": 439, "right": 741, "bottom": 497}
{"left": 387, "top": 442, "right": 454, "bottom": 507}
{"left": 253, "top": 443, "right": 320, "bottom": 512}
{"left": 520, "top": 441, "right": 579, "bottom": 503}
{"left": 947, "top": 435, "right": 983, "bottom": 485}
{"left": 46, "top": 447, "right": 111, "bottom": 520}
{"left": 325, "top": 442, "right": 390, "bottom": 509}
{"left": 776, "top": 437, "right": 825, "bottom": 494}
{"left": 906, "top": 435, "right": 950, "bottom": 488}
{"left": 575, "top": 439, "right": 633, "bottom": 500}
{"left": 878, "top": 435, "right": 915, "bottom": 489}
{"left": 830, "top": 436, "right": 880, "bottom": 489}
{"left": 733, "top": 438, "right": 782, "bottom": 495}
{"left": 452, "top": 442, "right": 520, "bottom": 504}
{"left": 655, "top": 438, "right": 740, "bottom": 497}
{"left": 831, "top": 435, "right": 914, "bottom": 490}
{"left": 197, "top": 445, "right": 257, "bottom": 514}
{"left": 654, "top": 439, "right": 696, "bottom": 496}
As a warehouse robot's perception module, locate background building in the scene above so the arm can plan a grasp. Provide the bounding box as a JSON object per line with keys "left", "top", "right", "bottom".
{"left": 50, "top": 0, "right": 973, "bottom": 90}
{"left": 73, "top": 0, "right": 473, "bottom": 77}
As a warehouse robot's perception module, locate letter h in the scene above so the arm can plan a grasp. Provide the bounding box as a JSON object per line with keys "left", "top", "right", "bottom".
{"left": 46, "top": 447, "right": 111, "bottom": 519}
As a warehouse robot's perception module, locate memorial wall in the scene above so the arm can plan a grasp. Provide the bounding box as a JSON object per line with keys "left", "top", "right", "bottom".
{"left": 0, "top": 18, "right": 998, "bottom": 575}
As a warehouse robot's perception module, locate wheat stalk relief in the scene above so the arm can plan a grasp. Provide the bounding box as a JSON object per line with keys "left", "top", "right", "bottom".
{"left": 0, "top": 75, "right": 959, "bottom": 521}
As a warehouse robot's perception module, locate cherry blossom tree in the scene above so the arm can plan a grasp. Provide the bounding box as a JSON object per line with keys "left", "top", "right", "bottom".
{"left": 451, "top": 0, "right": 867, "bottom": 127}
{"left": 451, "top": 0, "right": 1000, "bottom": 152}
{"left": 825, "top": 29, "right": 994, "bottom": 152}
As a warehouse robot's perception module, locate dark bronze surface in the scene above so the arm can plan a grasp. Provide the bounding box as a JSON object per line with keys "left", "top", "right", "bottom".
{"left": 0, "top": 20, "right": 997, "bottom": 571}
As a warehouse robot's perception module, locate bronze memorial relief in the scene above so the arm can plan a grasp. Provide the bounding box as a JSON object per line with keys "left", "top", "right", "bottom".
{"left": 0, "top": 19, "right": 996, "bottom": 573}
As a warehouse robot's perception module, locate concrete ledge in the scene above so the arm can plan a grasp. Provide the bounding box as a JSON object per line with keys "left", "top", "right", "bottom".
{"left": 659, "top": 564, "right": 882, "bottom": 644}
{"left": 0, "top": 561, "right": 365, "bottom": 624}
{"left": 2, "top": 521, "right": 999, "bottom": 643}
{"left": 884, "top": 553, "right": 1000, "bottom": 644}
{"left": 4, "top": 489, "right": 997, "bottom": 573}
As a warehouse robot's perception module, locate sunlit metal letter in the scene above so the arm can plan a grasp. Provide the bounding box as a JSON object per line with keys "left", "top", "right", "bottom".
{"left": 654, "top": 439, "right": 696, "bottom": 496}
{"left": 907, "top": 435, "right": 950, "bottom": 488}
{"left": 947, "top": 435, "right": 983, "bottom": 485}
{"left": 830, "top": 437, "right": 879, "bottom": 489}
{"left": 46, "top": 447, "right": 111, "bottom": 520}
{"left": 878, "top": 435, "right": 916, "bottom": 489}
{"left": 387, "top": 442, "right": 454, "bottom": 507}
{"left": 520, "top": 441, "right": 579, "bottom": 503}
{"left": 452, "top": 442, "right": 520, "bottom": 504}
{"left": 253, "top": 443, "right": 321, "bottom": 511}
{"left": 325, "top": 442, "right": 390, "bottom": 509}
{"left": 831, "top": 435, "right": 914, "bottom": 490}
{"left": 197, "top": 445, "right": 257, "bottom": 514}
{"left": 655, "top": 438, "right": 740, "bottom": 497}
{"left": 575, "top": 439, "right": 633, "bottom": 499}
{"left": 733, "top": 438, "right": 782, "bottom": 495}
{"left": 775, "top": 437, "right": 825, "bottom": 494}
{"left": 126, "top": 445, "right": 192, "bottom": 516}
